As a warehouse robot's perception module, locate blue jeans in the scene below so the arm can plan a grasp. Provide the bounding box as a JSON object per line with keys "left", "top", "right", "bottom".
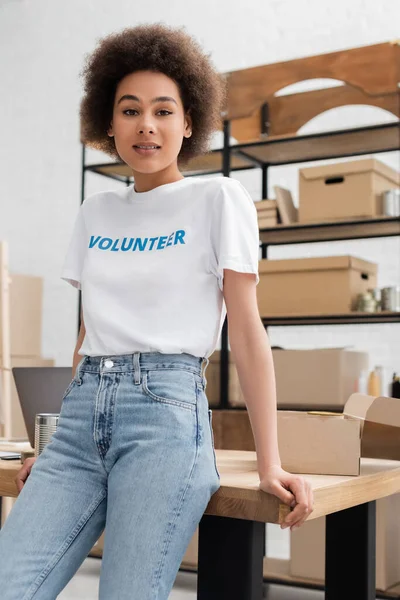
{"left": 0, "top": 351, "right": 220, "bottom": 599}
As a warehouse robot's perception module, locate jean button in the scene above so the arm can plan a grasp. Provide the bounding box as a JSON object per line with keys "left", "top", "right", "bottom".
{"left": 104, "top": 360, "right": 114, "bottom": 368}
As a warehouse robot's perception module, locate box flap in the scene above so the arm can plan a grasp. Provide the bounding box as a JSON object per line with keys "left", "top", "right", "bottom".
{"left": 259, "top": 255, "right": 377, "bottom": 275}
{"left": 344, "top": 393, "right": 400, "bottom": 428}
{"left": 300, "top": 158, "right": 400, "bottom": 184}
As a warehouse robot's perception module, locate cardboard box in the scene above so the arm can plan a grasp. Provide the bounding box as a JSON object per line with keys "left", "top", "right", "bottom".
{"left": 299, "top": 158, "right": 400, "bottom": 223}
{"left": 205, "top": 350, "right": 243, "bottom": 407}
{"left": 258, "top": 216, "right": 278, "bottom": 228}
{"left": 0, "top": 274, "right": 43, "bottom": 357}
{"left": 277, "top": 393, "right": 400, "bottom": 476}
{"left": 257, "top": 255, "right": 377, "bottom": 316}
{"left": 255, "top": 199, "right": 278, "bottom": 228}
{"left": 272, "top": 348, "right": 369, "bottom": 410}
{"left": 206, "top": 348, "right": 368, "bottom": 410}
{"left": 290, "top": 495, "right": 400, "bottom": 591}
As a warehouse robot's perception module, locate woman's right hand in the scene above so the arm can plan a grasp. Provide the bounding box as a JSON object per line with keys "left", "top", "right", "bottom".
{"left": 14, "top": 456, "right": 37, "bottom": 494}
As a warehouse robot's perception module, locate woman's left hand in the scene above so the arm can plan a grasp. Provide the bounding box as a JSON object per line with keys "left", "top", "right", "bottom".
{"left": 258, "top": 465, "right": 314, "bottom": 531}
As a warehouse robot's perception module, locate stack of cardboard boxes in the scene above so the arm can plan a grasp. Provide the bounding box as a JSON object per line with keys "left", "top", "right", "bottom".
{"left": 255, "top": 157, "right": 399, "bottom": 319}
{"left": 0, "top": 271, "right": 54, "bottom": 441}
{"left": 0, "top": 249, "right": 55, "bottom": 526}
{"left": 255, "top": 199, "right": 278, "bottom": 228}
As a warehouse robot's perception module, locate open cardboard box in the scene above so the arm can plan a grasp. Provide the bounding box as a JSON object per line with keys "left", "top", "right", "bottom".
{"left": 278, "top": 393, "right": 400, "bottom": 476}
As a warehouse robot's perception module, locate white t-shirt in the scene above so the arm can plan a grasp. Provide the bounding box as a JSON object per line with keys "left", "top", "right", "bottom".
{"left": 61, "top": 175, "right": 260, "bottom": 359}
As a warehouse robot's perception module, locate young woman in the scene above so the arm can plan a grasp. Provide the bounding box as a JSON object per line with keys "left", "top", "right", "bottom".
{"left": 0, "top": 23, "right": 313, "bottom": 599}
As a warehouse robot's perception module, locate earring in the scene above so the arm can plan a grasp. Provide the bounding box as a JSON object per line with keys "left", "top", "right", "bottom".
{"left": 187, "top": 131, "right": 192, "bottom": 138}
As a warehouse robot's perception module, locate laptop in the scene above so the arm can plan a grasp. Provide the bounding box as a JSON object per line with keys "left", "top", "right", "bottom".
{"left": 12, "top": 367, "right": 73, "bottom": 449}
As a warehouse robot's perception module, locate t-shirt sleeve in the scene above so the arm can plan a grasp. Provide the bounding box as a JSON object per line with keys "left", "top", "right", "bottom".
{"left": 60, "top": 203, "right": 88, "bottom": 290}
{"left": 210, "top": 178, "right": 260, "bottom": 291}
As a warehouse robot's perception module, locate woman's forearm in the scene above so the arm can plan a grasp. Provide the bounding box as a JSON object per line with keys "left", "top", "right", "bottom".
{"left": 230, "top": 322, "right": 281, "bottom": 478}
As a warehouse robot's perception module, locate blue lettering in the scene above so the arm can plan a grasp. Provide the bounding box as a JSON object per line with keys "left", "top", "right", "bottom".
{"left": 89, "top": 235, "right": 101, "bottom": 248}
{"left": 175, "top": 230, "right": 185, "bottom": 245}
{"left": 88, "top": 230, "right": 186, "bottom": 252}
{"left": 148, "top": 237, "right": 158, "bottom": 250}
{"left": 157, "top": 236, "right": 168, "bottom": 249}
{"left": 99, "top": 238, "right": 112, "bottom": 250}
{"left": 133, "top": 238, "right": 148, "bottom": 251}
{"left": 121, "top": 237, "right": 134, "bottom": 251}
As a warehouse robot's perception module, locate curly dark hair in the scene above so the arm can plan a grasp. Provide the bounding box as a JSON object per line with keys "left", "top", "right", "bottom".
{"left": 79, "top": 23, "right": 227, "bottom": 167}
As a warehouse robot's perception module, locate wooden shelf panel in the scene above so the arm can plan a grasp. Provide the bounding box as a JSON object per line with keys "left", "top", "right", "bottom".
{"left": 259, "top": 216, "right": 400, "bottom": 245}
{"left": 238, "top": 122, "right": 399, "bottom": 165}
{"left": 261, "top": 312, "right": 400, "bottom": 326}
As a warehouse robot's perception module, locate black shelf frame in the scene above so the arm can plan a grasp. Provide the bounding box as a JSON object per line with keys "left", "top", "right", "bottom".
{"left": 82, "top": 121, "right": 400, "bottom": 180}
{"left": 218, "top": 119, "right": 400, "bottom": 411}
{"left": 261, "top": 312, "right": 400, "bottom": 326}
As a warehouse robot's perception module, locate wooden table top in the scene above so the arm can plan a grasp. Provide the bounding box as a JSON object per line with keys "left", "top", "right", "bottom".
{"left": 1, "top": 449, "right": 400, "bottom": 525}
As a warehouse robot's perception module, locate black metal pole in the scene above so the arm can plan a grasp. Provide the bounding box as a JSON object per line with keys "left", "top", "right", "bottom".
{"left": 77, "top": 144, "right": 86, "bottom": 335}
{"left": 261, "top": 164, "right": 268, "bottom": 200}
{"left": 261, "top": 163, "right": 269, "bottom": 260}
{"left": 220, "top": 119, "right": 231, "bottom": 410}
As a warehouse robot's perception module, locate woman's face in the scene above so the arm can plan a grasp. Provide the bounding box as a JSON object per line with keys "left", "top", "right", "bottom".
{"left": 108, "top": 70, "right": 192, "bottom": 177}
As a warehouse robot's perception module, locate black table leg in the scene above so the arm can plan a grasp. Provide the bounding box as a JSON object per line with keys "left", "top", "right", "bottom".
{"left": 197, "top": 514, "right": 265, "bottom": 600}
{"left": 325, "top": 500, "right": 376, "bottom": 600}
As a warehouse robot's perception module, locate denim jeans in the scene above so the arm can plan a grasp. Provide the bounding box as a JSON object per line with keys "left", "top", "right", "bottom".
{"left": 0, "top": 351, "right": 220, "bottom": 599}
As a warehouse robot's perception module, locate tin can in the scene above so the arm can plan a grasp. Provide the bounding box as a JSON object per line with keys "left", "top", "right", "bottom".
{"left": 34, "top": 413, "right": 59, "bottom": 456}
{"left": 381, "top": 286, "right": 400, "bottom": 312}
{"left": 356, "top": 291, "right": 377, "bottom": 313}
{"left": 369, "top": 288, "right": 382, "bottom": 311}
{"left": 382, "top": 189, "right": 400, "bottom": 217}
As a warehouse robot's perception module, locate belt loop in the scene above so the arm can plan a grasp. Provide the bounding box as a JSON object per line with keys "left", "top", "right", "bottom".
{"left": 201, "top": 356, "right": 209, "bottom": 389}
{"left": 133, "top": 352, "right": 141, "bottom": 385}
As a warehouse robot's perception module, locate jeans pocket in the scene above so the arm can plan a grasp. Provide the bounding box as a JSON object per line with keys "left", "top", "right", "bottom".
{"left": 62, "top": 358, "right": 84, "bottom": 401}
{"left": 142, "top": 369, "right": 197, "bottom": 411}
{"left": 62, "top": 377, "right": 78, "bottom": 401}
{"left": 208, "top": 409, "right": 220, "bottom": 480}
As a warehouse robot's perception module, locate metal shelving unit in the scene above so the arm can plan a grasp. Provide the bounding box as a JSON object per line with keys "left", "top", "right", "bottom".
{"left": 80, "top": 117, "right": 400, "bottom": 410}
{"left": 78, "top": 40, "right": 400, "bottom": 598}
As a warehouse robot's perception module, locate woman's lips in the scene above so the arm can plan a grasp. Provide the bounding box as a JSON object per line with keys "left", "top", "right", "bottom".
{"left": 133, "top": 146, "right": 161, "bottom": 156}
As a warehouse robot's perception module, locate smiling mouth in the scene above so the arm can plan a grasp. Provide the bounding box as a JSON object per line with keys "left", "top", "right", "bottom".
{"left": 133, "top": 145, "right": 161, "bottom": 149}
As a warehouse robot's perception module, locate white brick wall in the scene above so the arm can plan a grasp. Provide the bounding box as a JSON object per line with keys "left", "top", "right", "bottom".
{"left": 0, "top": 0, "right": 399, "bottom": 385}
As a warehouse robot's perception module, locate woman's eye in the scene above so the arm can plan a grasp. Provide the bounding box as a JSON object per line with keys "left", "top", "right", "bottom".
{"left": 122, "top": 109, "right": 172, "bottom": 116}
